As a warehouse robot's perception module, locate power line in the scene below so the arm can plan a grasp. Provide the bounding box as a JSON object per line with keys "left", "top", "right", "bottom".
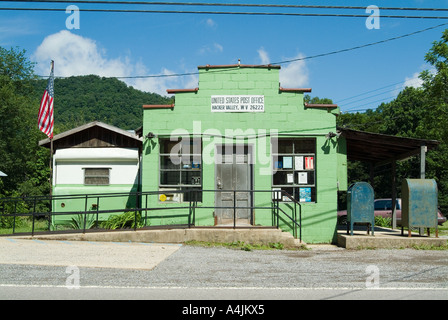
{"left": 270, "top": 23, "right": 448, "bottom": 65}
{"left": 1, "top": 6, "right": 448, "bottom": 19}
{"left": 23, "top": 3, "right": 446, "bottom": 83}
{"left": 343, "top": 95, "right": 399, "bottom": 113}
{"left": 338, "top": 74, "right": 424, "bottom": 111}
{"left": 36, "top": 22, "right": 448, "bottom": 80}
{"left": 2, "top": 1, "right": 448, "bottom": 12}
{"left": 341, "top": 79, "right": 419, "bottom": 107}
{"left": 11, "top": 1, "right": 441, "bottom": 115}
{"left": 343, "top": 89, "right": 400, "bottom": 108}
{"left": 337, "top": 79, "right": 416, "bottom": 104}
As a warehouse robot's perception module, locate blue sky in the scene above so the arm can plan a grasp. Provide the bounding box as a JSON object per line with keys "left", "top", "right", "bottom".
{"left": 1, "top": 0, "right": 447, "bottom": 112}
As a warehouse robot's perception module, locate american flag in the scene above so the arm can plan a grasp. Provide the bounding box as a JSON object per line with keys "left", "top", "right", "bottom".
{"left": 38, "top": 62, "right": 54, "bottom": 139}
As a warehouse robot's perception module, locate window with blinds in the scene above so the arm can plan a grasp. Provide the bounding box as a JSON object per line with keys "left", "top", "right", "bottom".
{"left": 84, "top": 168, "right": 110, "bottom": 185}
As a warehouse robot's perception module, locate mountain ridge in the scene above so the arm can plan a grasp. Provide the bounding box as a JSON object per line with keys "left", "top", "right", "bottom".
{"left": 33, "top": 74, "right": 173, "bottom": 133}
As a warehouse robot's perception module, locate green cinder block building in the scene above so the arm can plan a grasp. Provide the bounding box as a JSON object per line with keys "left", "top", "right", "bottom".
{"left": 142, "top": 64, "right": 347, "bottom": 243}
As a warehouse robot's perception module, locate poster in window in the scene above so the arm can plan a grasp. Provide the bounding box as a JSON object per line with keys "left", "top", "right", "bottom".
{"left": 298, "top": 172, "right": 307, "bottom": 184}
{"left": 294, "top": 156, "right": 304, "bottom": 170}
{"left": 274, "top": 161, "right": 283, "bottom": 169}
{"left": 287, "top": 173, "right": 294, "bottom": 184}
{"left": 283, "top": 156, "right": 293, "bottom": 169}
{"left": 300, "top": 188, "right": 312, "bottom": 202}
{"left": 305, "top": 157, "right": 314, "bottom": 170}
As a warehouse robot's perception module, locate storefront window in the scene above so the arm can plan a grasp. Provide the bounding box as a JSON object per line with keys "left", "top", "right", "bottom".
{"left": 272, "top": 138, "right": 316, "bottom": 202}
{"left": 159, "top": 137, "right": 202, "bottom": 202}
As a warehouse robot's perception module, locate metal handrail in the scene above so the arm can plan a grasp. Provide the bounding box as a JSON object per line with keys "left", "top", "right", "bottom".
{"left": 276, "top": 190, "right": 302, "bottom": 241}
{"left": 0, "top": 189, "right": 302, "bottom": 241}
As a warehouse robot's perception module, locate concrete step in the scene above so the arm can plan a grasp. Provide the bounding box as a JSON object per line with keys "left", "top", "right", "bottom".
{"left": 337, "top": 228, "right": 447, "bottom": 249}
{"left": 15, "top": 227, "right": 305, "bottom": 249}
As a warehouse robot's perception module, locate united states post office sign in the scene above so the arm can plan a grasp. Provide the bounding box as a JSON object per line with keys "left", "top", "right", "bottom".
{"left": 211, "top": 95, "right": 265, "bottom": 113}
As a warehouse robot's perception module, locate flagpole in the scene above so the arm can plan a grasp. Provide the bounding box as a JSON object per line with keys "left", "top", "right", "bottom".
{"left": 38, "top": 59, "right": 55, "bottom": 230}
{"left": 50, "top": 137, "right": 53, "bottom": 197}
{"left": 49, "top": 60, "right": 54, "bottom": 229}
{"left": 49, "top": 60, "right": 54, "bottom": 198}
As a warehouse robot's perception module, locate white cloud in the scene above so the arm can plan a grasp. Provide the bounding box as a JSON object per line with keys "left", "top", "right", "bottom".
{"left": 205, "top": 18, "right": 217, "bottom": 28}
{"left": 33, "top": 30, "right": 130, "bottom": 78}
{"left": 32, "top": 30, "right": 197, "bottom": 96}
{"left": 403, "top": 71, "right": 423, "bottom": 89}
{"left": 257, "top": 47, "right": 270, "bottom": 65}
{"left": 214, "top": 43, "right": 224, "bottom": 53}
{"left": 279, "top": 53, "right": 308, "bottom": 88}
{"left": 399, "top": 66, "right": 435, "bottom": 93}
{"left": 198, "top": 42, "right": 224, "bottom": 55}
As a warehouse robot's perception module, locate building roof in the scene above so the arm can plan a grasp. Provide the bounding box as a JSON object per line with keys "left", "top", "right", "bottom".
{"left": 198, "top": 64, "right": 281, "bottom": 69}
{"left": 143, "top": 104, "right": 175, "bottom": 109}
{"left": 166, "top": 88, "right": 199, "bottom": 94}
{"left": 39, "top": 121, "right": 142, "bottom": 150}
{"left": 165, "top": 87, "right": 315, "bottom": 95}
{"left": 279, "top": 87, "right": 312, "bottom": 93}
{"left": 305, "top": 103, "right": 338, "bottom": 109}
{"left": 0, "top": 171, "right": 6, "bottom": 177}
{"left": 338, "top": 127, "right": 440, "bottom": 165}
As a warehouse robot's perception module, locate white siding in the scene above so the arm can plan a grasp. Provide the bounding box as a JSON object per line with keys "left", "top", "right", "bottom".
{"left": 53, "top": 148, "right": 139, "bottom": 185}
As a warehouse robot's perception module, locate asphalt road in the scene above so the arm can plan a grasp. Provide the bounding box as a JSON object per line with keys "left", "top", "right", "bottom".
{"left": 0, "top": 238, "right": 447, "bottom": 301}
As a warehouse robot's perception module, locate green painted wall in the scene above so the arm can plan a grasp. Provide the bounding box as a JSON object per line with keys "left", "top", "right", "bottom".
{"left": 142, "top": 65, "right": 346, "bottom": 243}
{"left": 52, "top": 184, "right": 139, "bottom": 227}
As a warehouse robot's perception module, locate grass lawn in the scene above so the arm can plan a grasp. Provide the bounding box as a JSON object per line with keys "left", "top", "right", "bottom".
{"left": 437, "top": 220, "right": 448, "bottom": 237}
{"left": 0, "top": 218, "right": 49, "bottom": 235}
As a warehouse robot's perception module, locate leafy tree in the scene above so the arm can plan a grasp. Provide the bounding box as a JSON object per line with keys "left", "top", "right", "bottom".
{"left": 0, "top": 47, "right": 50, "bottom": 198}
{"left": 337, "top": 109, "right": 383, "bottom": 132}
{"left": 304, "top": 94, "right": 334, "bottom": 105}
{"left": 418, "top": 29, "right": 448, "bottom": 213}
{"left": 376, "top": 87, "right": 427, "bottom": 138}
{"left": 0, "top": 46, "right": 35, "bottom": 81}
{"left": 337, "top": 29, "right": 448, "bottom": 215}
{"left": 419, "top": 29, "right": 448, "bottom": 140}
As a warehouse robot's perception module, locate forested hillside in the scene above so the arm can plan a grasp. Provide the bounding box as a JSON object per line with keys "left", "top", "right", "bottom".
{"left": 33, "top": 75, "right": 172, "bottom": 132}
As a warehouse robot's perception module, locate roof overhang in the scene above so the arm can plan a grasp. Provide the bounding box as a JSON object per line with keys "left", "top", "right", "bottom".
{"left": 39, "top": 121, "right": 142, "bottom": 149}
{"left": 338, "top": 127, "right": 440, "bottom": 166}
{"left": 198, "top": 64, "right": 281, "bottom": 70}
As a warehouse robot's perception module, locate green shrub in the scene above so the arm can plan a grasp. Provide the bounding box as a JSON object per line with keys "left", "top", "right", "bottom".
{"left": 100, "top": 211, "right": 143, "bottom": 230}
{"left": 375, "top": 216, "right": 392, "bottom": 227}
{"left": 70, "top": 214, "right": 96, "bottom": 230}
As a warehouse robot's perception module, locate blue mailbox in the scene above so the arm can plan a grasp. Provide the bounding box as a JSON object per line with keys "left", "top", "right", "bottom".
{"left": 347, "top": 182, "right": 375, "bottom": 236}
{"left": 401, "top": 179, "right": 438, "bottom": 237}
